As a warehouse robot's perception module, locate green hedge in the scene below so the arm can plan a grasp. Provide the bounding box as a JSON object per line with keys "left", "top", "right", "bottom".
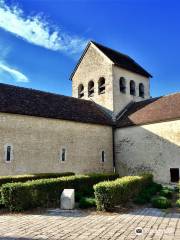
{"left": 0, "top": 172, "right": 75, "bottom": 187}
{"left": 151, "top": 196, "right": 171, "bottom": 209}
{"left": 1, "top": 173, "right": 118, "bottom": 211}
{"left": 94, "top": 174, "right": 153, "bottom": 211}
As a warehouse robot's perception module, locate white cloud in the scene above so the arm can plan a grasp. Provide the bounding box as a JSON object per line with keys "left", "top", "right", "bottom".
{"left": 0, "top": 0, "right": 87, "bottom": 55}
{"left": 0, "top": 63, "right": 29, "bottom": 82}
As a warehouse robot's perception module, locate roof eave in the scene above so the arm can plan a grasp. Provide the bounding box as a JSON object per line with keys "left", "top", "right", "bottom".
{"left": 114, "top": 63, "right": 152, "bottom": 78}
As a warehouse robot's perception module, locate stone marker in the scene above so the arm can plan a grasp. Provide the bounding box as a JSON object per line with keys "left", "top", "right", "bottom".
{"left": 61, "top": 189, "right": 75, "bottom": 210}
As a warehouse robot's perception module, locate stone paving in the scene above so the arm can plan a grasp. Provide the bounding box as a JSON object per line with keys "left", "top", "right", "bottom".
{"left": 0, "top": 208, "right": 180, "bottom": 240}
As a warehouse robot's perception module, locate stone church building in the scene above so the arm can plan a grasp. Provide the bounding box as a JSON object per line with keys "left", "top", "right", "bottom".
{"left": 0, "top": 41, "right": 179, "bottom": 183}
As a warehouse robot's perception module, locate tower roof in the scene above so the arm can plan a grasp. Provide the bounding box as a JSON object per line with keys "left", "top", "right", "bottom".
{"left": 70, "top": 41, "right": 152, "bottom": 80}
{"left": 91, "top": 41, "right": 152, "bottom": 78}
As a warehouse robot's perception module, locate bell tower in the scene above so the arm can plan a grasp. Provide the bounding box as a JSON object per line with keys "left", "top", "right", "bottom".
{"left": 70, "top": 41, "right": 151, "bottom": 116}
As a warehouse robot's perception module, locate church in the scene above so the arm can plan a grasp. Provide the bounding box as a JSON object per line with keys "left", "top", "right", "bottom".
{"left": 0, "top": 41, "right": 179, "bottom": 184}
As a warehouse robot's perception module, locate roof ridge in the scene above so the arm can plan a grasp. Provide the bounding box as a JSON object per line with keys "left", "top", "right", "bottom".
{"left": 91, "top": 41, "right": 135, "bottom": 62}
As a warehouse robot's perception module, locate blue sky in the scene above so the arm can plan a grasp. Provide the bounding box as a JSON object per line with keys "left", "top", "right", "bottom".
{"left": 0, "top": 0, "right": 179, "bottom": 97}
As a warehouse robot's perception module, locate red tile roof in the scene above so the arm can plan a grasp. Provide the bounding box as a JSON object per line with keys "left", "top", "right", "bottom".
{"left": 116, "top": 93, "right": 180, "bottom": 128}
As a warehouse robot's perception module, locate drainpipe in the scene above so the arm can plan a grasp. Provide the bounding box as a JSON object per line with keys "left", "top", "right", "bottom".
{"left": 112, "top": 126, "right": 116, "bottom": 173}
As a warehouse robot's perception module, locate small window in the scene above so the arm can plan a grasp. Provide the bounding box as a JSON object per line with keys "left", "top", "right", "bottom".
{"left": 88, "top": 81, "right": 94, "bottom": 97}
{"left": 101, "top": 151, "right": 105, "bottom": 163}
{"left": 61, "top": 148, "right": 66, "bottom": 162}
{"left": 139, "top": 83, "right": 145, "bottom": 98}
{"left": 130, "top": 80, "right": 136, "bottom": 96}
{"left": 4, "top": 144, "right": 13, "bottom": 162}
{"left": 170, "top": 168, "right": 179, "bottom": 182}
{"left": 119, "top": 77, "right": 126, "bottom": 93}
{"left": 78, "top": 84, "right": 84, "bottom": 98}
{"left": 98, "top": 77, "right": 105, "bottom": 95}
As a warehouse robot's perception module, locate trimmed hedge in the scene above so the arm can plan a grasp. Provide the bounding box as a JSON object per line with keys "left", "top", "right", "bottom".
{"left": 94, "top": 174, "right": 153, "bottom": 211}
{"left": 134, "top": 182, "right": 162, "bottom": 205}
{"left": 1, "top": 173, "right": 118, "bottom": 211}
{"left": 79, "top": 197, "right": 96, "bottom": 209}
{"left": 0, "top": 172, "right": 75, "bottom": 187}
{"left": 151, "top": 196, "right": 171, "bottom": 209}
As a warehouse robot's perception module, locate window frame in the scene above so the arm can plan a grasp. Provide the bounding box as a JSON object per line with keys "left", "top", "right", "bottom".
{"left": 78, "top": 84, "right": 85, "bottom": 99}
{"left": 139, "top": 83, "right": 145, "bottom": 98}
{"left": 98, "top": 77, "right": 105, "bottom": 95}
{"left": 88, "top": 80, "right": 95, "bottom": 97}
{"left": 4, "top": 144, "right": 13, "bottom": 163}
{"left": 130, "top": 80, "right": 136, "bottom": 96}
{"left": 119, "top": 77, "right": 126, "bottom": 93}
{"left": 101, "top": 150, "right": 106, "bottom": 163}
{"left": 60, "top": 147, "right": 66, "bottom": 163}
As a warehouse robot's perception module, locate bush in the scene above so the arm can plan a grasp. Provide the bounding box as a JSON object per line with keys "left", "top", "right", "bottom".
{"left": 79, "top": 197, "right": 96, "bottom": 209}
{"left": 134, "top": 182, "right": 162, "bottom": 205}
{"left": 160, "top": 187, "right": 173, "bottom": 199}
{"left": 1, "top": 173, "right": 118, "bottom": 211}
{"left": 176, "top": 199, "right": 180, "bottom": 207}
{"left": 151, "top": 196, "right": 171, "bottom": 209}
{"left": 0, "top": 172, "right": 75, "bottom": 187}
{"left": 94, "top": 174, "right": 153, "bottom": 211}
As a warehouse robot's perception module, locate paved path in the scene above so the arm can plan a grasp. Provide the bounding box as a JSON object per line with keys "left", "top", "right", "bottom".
{"left": 0, "top": 208, "right": 180, "bottom": 240}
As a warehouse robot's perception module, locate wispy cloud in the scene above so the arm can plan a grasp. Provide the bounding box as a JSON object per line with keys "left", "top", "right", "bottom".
{"left": 0, "top": 0, "right": 87, "bottom": 55}
{"left": 0, "top": 63, "right": 29, "bottom": 83}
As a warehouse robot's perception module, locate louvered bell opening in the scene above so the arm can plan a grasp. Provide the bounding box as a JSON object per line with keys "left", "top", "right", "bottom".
{"left": 99, "top": 84, "right": 105, "bottom": 94}
{"left": 88, "top": 86, "right": 94, "bottom": 97}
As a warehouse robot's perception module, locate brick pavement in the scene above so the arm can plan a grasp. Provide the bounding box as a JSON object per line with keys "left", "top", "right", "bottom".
{"left": 0, "top": 208, "right": 180, "bottom": 240}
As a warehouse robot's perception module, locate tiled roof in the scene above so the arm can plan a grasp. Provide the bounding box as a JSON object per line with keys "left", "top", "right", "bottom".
{"left": 70, "top": 41, "right": 152, "bottom": 80}
{"left": 0, "top": 83, "right": 113, "bottom": 126}
{"left": 92, "top": 41, "right": 152, "bottom": 78}
{"left": 116, "top": 93, "right": 180, "bottom": 128}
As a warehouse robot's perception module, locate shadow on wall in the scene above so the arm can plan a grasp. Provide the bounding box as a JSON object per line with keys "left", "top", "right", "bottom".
{"left": 115, "top": 120, "right": 180, "bottom": 184}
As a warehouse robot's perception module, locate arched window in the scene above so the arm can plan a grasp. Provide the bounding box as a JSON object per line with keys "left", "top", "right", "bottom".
{"left": 130, "top": 80, "right": 136, "bottom": 96}
{"left": 119, "top": 77, "right": 126, "bottom": 93}
{"left": 98, "top": 77, "right": 105, "bottom": 95}
{"left": 101, "top": 151, "right": 105, "bottom": 163}
{"left": 139, "top": 83, "right": 145, "bottom": 98}
{"left": 61, "top": 148, "right": 66, "bottom": 162}
{"left": 4, "top": 144, "right": 13, "bottom": 162}
{"left": 78, "top": 84, "right": 84, "bottom": 98}
{"left": 88, "top": 81, "right": 94, "bottom": 97}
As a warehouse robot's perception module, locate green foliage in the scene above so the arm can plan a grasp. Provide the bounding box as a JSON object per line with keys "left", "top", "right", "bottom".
{"left": 79, "top": 197, "right": 96, "bottom": 209}
{"left": 176, "top": 199, "right": 180, "bottom": 207}
{"left": 160, "top": 187, "right": 173, "bottom": 199}
{"left": 134, "top": 182, "right": 162, "bottom": 205}
{"left": 94, "top": 174, "right": 153, "bottom": 211}
{"left": 151, "top": 196, "right": 171, "bottom": 209}
{"left": 0, "top": 172, "right": 75, "bottom": 187}
{"left": 1, "top": 173, "right": 118, "bottom": 211}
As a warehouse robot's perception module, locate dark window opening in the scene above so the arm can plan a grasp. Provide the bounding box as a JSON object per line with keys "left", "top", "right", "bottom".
{"left": 170, "top": 168, "right": 179, "bottom": 182}
{"left": 139, "top": 83, "right": 145, "bottom": 98}
{"left": 61, "top": 148, "right": 66, "bottom": 162}
{"left": 130, "top": 80, "right": 136, "bottom": 96}
{"left": 88, "top": 81, "right": 94, "bottom": 97}
{"left": 98, "top": 77, "right": 105, "bottom": 95}
{"left": 78, "top": 84, "right": 84, "bottom": 98}
{"left": 101, "top": 151, "right": 105, "bottom": 163}
{"left": 119, "top": 77, "right": 126, "bottom": 93}
{"left": 6, "top": 146, "right": 11, "bottom": 161}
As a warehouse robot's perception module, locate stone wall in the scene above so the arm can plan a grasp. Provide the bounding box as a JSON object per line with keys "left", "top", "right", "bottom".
{"left": 72, "top": 43, "right": 114, "bottom": 113}
{"left": 115, "top": 120, "right": 180, "bottom": 183}
{"left": 112, "top": 65, "right": 150, "bottom": 115}
{"left": 0, "top": 113, "right": 113, "bottom": 176}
